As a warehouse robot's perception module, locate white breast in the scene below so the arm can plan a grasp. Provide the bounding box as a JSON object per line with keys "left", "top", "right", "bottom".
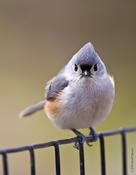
{"left": 50, "top": 74, "right": 115, "bottom": 129}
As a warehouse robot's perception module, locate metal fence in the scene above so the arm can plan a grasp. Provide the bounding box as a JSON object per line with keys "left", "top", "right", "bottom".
{"left": 0, "top": 127, "right": 136, "bottom": 175}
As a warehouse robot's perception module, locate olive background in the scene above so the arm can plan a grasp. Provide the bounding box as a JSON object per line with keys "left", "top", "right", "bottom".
{"left": 0, "top": 1, "right": 136, "bottom": 174}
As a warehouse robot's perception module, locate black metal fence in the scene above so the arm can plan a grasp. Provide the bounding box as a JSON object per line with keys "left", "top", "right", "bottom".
{"left": 0, "top": 127, "right": 136, "bottom": 175}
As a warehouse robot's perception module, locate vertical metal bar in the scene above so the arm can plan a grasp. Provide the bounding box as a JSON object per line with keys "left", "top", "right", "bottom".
{"left": 78, "top": 139, "right": 85, "bottom": 175}
{"left": 28, "top": 146, "right": 36, "bottom": 175}
{"left": 99, "top": 134, "right": 106, "bottom": 175}
{"left": 121, "top": 130, "right": 127, "bottom": 175}
{"left": 54, "top": 142, "right": 61, "bottom": 175}
{"left": 2, "top": 153, "right": 9, "bottom": 175}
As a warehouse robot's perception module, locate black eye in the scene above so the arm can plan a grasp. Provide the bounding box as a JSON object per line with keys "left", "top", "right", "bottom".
{"left": 74, "top": 64, "right": 78, "bottom": 71}
{"left": 94, "top": 64, "right": 98, "bottom": 71}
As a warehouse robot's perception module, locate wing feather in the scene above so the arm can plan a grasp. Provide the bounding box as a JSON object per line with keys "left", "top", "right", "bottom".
{"left": 46, "top": 76, "right": 69, "bottom": 100}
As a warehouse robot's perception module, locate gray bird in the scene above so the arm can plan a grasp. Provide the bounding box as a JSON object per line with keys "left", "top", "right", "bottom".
{"left": 20, "top": 42, "right": 115, "bottom": 140}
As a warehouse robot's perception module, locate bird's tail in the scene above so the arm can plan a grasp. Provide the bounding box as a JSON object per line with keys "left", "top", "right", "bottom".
{"left": 20, "top": 100, "right": 46, "bottom": 118}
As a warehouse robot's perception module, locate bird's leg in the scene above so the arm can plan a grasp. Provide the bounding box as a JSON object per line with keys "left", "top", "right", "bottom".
{"left": 86, "top": 127, "right": 98, "bottom": 146}
{"left": 89, "top": 127, "right": 98, "bottom": 140}
{"left": 71, "top": 129, "right": 86, "bottom": 149}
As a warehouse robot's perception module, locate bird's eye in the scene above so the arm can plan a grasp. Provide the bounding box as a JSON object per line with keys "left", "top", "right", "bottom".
{"left": 74, "top": 64, "right": 78, "bottom": 71}
{"left": 94, "top": 64, "right": 98, "bottom": 71}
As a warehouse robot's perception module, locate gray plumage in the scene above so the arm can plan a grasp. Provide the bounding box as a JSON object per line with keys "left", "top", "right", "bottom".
{"left": 20, "top": 42, "right": 115, "bottom": 129}
{"left": 20, "top": 100, "right": 46, "bottom": 117}
{"left": 46, "top": 76, "right": 69, "bottom": 100}
{"left": 68, "top": 42, "right": 100, "bottom": 66}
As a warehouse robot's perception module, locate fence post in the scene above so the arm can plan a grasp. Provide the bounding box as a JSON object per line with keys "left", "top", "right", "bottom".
{"left": 2, "top": 153, "right": 9, "bottom": 175}
{"left": 99, "top": 134, "right": 106, "bottom": 175}
{"left": 121, "top": 129, "right": 127, "bottom": 175}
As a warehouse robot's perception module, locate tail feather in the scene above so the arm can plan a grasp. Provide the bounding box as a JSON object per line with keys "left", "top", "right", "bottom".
{"left": 20, "top": 100, "right": 46, "bottom": 118}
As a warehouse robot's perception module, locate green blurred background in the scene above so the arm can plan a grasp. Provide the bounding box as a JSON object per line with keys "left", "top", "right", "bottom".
{"left": 0, "top": 0, "right": 136, "bottom": 174}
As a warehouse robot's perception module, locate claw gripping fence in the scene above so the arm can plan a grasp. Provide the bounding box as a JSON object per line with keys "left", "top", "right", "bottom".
{"left": 0, "top": 127, "right": 136, "bottom": 175}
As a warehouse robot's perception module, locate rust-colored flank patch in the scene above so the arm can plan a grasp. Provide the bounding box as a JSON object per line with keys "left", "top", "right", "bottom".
{"left": 45, "top": 99, "right": 61, "bottom": 117}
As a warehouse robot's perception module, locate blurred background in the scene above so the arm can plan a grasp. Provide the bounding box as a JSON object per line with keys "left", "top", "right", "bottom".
{"left": 0, "top": 0, "right": 136, "bottom": 174}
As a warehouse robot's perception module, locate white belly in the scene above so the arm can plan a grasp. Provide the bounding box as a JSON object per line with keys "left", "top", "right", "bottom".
{"left": 47, "top": 76, "right": 115, "bottom": 129}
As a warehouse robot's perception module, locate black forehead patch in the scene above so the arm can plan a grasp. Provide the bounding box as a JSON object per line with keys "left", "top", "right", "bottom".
{"left": 80, "top": 64, "right": 92, "bottom": 71}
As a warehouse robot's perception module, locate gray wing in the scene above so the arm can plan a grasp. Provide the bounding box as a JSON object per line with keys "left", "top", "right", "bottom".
{"left": 46, "top": 75, "right": 69, "bottom": 100}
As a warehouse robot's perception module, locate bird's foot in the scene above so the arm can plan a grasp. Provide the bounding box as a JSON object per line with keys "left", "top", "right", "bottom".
{"left": 71, "top": 129, "right": 86, "bottom": 150}
{"left": 86, "top": 127, "right": 98, "bottom": 147}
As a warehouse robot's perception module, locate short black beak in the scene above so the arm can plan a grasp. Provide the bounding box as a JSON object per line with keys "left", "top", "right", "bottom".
{"left": 81, "top": 70, "right": 91, "bottom": 77}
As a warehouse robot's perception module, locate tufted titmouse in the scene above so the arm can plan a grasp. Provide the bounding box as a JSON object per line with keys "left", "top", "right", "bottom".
{"left": 20, "top": 42, "right": 115, "bottom": 138}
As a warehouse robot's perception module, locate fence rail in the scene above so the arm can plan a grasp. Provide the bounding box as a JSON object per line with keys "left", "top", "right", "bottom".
{"left": 0, "top": 127, "right": 136, "bottom": 175}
